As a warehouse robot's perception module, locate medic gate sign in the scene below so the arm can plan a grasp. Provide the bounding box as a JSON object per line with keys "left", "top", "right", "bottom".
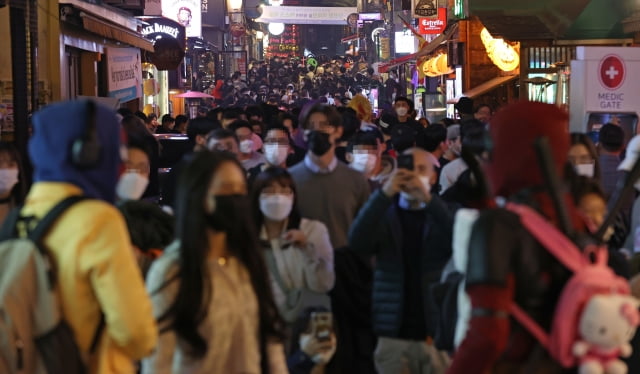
{"left": 579, "top": 47, "right": 640, "bottom": 112}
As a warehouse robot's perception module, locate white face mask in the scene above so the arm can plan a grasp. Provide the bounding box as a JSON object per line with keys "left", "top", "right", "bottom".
{"left": 396, "top": 107, "right": 408, "bottom": 117}
{"left": 116, "top": 171, "right": 149, "bottom": 201}
{"left": 264, "top": 144, "right": 289, "bottom": 166}
{"left": 260, "top": 193, "right": 293, "bottom": 221}
{"left": 239, "top": 139, "right": 254, "bottom": 154}
{"left": 575, "top": 163, "right": 595, "bottom": 178}
{"left": 299, "top": 334, "right": 336, "bottom": 365}
{"left": 0, "top": 168, "right": 19, "bottom": 195}
{"left": 400, "top": 175, "right": 431, "bottom": 202}
{"left": 350, "top": 153, "right": 377, "bottom": 175}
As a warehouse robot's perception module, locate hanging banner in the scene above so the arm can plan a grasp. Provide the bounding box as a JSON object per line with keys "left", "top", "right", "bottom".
{"left": 106, "top": 48, "right": 142, "bottom": 103}
{"left": 162, "top": 0, "right": 202, "bottom": 38}
{"left": 256, "top": 6, "right": 357, "bottom": 25}
{"left": 419, "top": 8, "right": 446, "bottom": 34}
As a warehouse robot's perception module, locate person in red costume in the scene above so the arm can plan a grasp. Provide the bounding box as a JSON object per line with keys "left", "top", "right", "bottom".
{"left": 447, "top": 101, "right": 585, "bottom": 374}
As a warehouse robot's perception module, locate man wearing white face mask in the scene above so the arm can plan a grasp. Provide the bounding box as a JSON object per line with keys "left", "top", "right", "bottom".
{"left": 116, "top": 143, "right": 150, "bottom": 201}
{"left": 230, "top": 120, "right": 266, "bottom": 171}
{"left": 394, "top": 97, "right": 425, "bottom": 149}
{"left": 347, "top": 130, "right": 386, "bottom": 190}
{"left": 247, "top": 125, "right": 294, "bottom": 185}
{"left": 349, "top": 148, "right": 455, "bottom": 374}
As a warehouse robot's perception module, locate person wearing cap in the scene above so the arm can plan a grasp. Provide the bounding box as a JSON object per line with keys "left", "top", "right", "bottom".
{"left": 598, "top": 123, "right": 625, "bottom": 199}
{"left": 26, "top": 100, "right": 158, "bottom": 373}
{"left": 454, "top": 97, "right": 474, "bottom": 122}
{"left": 394, "top": 97, "right": 425, "bottom": 148}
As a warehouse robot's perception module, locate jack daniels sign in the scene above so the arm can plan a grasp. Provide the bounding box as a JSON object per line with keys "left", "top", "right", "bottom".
{"left": 141, "top": 17, "right": 186, "bottom": 71}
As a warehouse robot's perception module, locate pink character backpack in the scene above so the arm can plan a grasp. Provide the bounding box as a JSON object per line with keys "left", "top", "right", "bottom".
{"left": 506, "top": 203, "right": 638, "bottom": 369}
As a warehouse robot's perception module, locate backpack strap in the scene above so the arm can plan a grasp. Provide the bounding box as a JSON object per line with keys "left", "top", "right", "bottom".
{"left": 264, "top": 249, "right": 291, "bottom": 293}
{"left": 505, "top": 203, "right": 586, "bottom": 272}
{"left": 504, "top": 203, "right": 589, "bottom": 353}
{"left": 509, "top": 303, "right": 550, "bottom": 349}
{"left": 0, "top": 206, "right": 22, "bottom": 240}
{"left": 28, "top": 195, "right": 87, "bottom": 245}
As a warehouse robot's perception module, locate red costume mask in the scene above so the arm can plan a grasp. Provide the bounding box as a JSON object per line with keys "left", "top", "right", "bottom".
{"left": 488, "top": 101, "right": 570, "bottom": 198}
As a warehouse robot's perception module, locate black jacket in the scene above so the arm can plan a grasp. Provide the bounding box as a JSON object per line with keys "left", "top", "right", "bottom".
{"left": 348, "top": 190, "right": 455, "bottom": 338}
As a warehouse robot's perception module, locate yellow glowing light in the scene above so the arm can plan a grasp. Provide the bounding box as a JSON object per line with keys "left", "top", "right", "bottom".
{"left": 480, "top": 28, "right": 520, "bottom": 72}
{"left": 421, "top": 54, "right": 453, "bottom": 77}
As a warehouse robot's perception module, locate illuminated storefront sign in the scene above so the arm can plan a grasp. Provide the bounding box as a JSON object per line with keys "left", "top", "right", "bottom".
{"left": 141, "top": 17, "right": 186, "bottom": 70}
{"left": 418, "top": 8, "right": 446, "bottom": 34}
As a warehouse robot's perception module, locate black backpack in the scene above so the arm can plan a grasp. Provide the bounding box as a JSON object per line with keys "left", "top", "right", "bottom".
{"left": 429, "top": 270, "right": 464, "bottom": 352}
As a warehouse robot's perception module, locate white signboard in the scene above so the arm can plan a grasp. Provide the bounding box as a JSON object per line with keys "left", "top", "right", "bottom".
{"left": 579, "top": 48, "right": 640, "bottom": 113}
{"left": 106, "top": 48, "right": 142, "bottom": 103}
{"left": 162, "top": 0, "right": 202, "bottom": 38}
{"left": 570, "top": 47, "right": 640, "bottom": 132}
{"left": 256, "top": 6, "right": 358, "bottom": 25}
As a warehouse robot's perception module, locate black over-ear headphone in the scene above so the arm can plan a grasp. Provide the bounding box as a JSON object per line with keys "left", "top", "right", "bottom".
{"left": 71, "top": 100, "right": 102, "bottom": 168}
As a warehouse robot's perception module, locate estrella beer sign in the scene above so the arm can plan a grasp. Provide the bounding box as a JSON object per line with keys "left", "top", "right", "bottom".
{"left": 419, "top": 8, "right": 446, "bottom": 34}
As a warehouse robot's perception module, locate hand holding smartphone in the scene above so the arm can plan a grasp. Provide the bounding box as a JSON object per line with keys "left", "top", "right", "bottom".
{"left": 311, "top": 312, "right": 333, "bottom": 342}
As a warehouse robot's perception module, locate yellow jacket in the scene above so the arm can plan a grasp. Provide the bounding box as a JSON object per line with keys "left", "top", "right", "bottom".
{"left": 21, "top": 182, "right": 158, "bottom": 373}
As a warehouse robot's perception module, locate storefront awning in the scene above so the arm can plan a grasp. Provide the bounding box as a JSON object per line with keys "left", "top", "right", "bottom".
{"left": 447, "top": 75, "right": 518, "bottom": 103}
{"left": 81, "top": 12, "right": 154, "bottom": 52}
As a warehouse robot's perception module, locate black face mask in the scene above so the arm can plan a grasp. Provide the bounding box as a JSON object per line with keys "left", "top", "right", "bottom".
{"left": 307, "top": 130, "right": 332, "bottom": 156}
{"left": 206, "top": 194, "right": 250, "bottom": 232}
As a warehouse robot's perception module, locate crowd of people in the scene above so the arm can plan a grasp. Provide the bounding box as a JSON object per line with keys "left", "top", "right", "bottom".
{"left": 3, "top": 65, "right": 640, "bottom": 374}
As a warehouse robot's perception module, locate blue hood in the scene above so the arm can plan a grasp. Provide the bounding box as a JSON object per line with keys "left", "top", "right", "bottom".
{"left": 29, "top": 99, "right": 122, "bottom": 203}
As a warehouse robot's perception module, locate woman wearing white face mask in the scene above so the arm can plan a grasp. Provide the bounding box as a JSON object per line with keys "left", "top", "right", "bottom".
{"left": 250, "top": 168, "right": 335, "bottom": 330}
{"left": 568, "top": 133, "right": 601, "bottom": 181}
{"left": 0, "top": 142, "right": 25, "bottom": 226}
{"left": 116, "top": 143, "right": 151, "bottom": 201}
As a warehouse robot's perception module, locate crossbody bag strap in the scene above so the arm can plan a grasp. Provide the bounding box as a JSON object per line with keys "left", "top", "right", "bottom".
{"left": 264, "top": 249, "right": 291, "bottom": 293}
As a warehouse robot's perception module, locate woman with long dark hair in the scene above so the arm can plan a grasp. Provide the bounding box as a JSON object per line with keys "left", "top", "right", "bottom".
{"left": 142, "top": 151, "right": 287, "bottom": 374}
{"left": 0, "top": 141, "right": 27, "bottom": 226}
{"left": 250, "top": 167, "right": 334, "bottom": 325}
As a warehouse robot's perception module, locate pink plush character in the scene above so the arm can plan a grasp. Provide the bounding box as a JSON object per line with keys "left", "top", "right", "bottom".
{"left": 573, "top": 294, "right": 640, "bottom": 374}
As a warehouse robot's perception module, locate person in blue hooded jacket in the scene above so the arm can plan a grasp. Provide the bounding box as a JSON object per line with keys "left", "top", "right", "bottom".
{"left": 23, "top": 99, "right": 158, "bottom": 374}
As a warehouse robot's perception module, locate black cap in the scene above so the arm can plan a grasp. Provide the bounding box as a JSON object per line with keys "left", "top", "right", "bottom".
{"left": 454, "top": 97, "right": 473, "bottom": 114}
